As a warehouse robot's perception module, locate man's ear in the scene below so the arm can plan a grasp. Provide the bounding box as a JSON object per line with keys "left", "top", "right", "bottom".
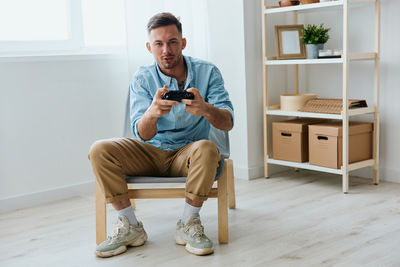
{"left": 182, "top": 38, "right": 187, "bottom": 50}
{"left": 146, "top": 42, "right": 152, "bottom": 53}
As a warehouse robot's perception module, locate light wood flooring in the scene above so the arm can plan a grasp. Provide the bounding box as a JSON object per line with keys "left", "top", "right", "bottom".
{"left": 1, "top": 170, "right": 400, "bottom": 267}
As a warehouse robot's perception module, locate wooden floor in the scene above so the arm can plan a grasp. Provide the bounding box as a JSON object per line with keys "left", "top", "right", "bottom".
{"left": 1, "top": 170, "right": 400, "bottom": 267}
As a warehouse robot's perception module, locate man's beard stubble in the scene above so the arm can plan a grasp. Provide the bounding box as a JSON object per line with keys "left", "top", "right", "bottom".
{"left": 161, "top": 54, "right": 182, "bottom": 70}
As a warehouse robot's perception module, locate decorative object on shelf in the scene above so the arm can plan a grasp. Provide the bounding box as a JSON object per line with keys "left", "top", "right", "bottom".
{"left": 279, "top": 0, "right": 300, "bottom": 7}
{"left": 307, "top": 43, "right": 324, "bottom": 59}
{"left": 300, "top": 24, "right": 331, "bottom": 59}
{"left": 299, "top": 98, "right": 368, "bottom": 114}
{"left": 333, "top": 49, "right": 342, "bottom": 56}
{"left": 300, "top": 0, "right": 320, "bottom": 4}
{"left": 275, "top": 24, "right": 306, "bottom": 59}
{"left": 318, "top": 49, "right": 341, "bottom": 58}
{"left": 280, "top": 93, "right": 317, "bottom": 111}
{"left": 266, "top": 5, "right": 280, "bottom": 9}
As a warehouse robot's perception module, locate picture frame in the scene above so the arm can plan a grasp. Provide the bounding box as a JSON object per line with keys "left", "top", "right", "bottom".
{"left": 275, "top": 25, "right": 306, "bottom": 60}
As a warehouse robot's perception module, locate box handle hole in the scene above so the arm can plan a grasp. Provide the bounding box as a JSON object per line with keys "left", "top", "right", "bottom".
{"left": 317, "top": 136, "right": 328, "bottom": 140}
{"left": 281, "top": 132, "right": 292, "bottom": 137}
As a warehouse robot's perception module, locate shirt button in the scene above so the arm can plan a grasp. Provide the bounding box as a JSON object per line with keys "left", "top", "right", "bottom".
{"left": 178, "top": 117, "right": 182, "bottom": 121}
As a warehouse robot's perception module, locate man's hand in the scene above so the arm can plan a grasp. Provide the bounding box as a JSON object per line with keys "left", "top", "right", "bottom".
{"left": 137, "top": 85, "right": 178, "bottom": 140}
{"left": 146, "top": 85, "right": 179, "bottom": 119}
{"left": 181, "top": 88, "right": 210, "bottom": 117}
{"left": 182, "top": 88, "right": 233, "bottom": 131}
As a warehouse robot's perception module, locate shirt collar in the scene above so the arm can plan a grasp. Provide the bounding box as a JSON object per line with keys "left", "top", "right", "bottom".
{"left": 154, "top": 55, "right": 193, "bottom": 89}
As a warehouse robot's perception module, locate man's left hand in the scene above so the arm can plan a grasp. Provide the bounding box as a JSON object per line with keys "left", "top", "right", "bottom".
{"left": 181, "top": 88, "right": 210, "bottom": 117}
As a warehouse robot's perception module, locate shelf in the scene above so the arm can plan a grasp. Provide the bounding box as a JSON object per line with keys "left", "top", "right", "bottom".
{"left": 265, "top": 58, "right": 343, "bottom": 65}
{"left": 265, "top": 1, "right": 344, "bottom": 14}
{"left": 265, "top": 53, "right": 377, "bottom": 65}
{"left": 262, "top": 0, "right": 380, "bottom": 191}
{"left": 267, "top": 158, "right": 375, "bottom": 174}
{"left": 264, "top": 0, "right": 375, "bottom": 15}
{"left": 267, "top": 158, "right": 343, "bottom": 174}
{"left": 266, "top": 106, "right": 375, "bottom": 119}
{"left": 266, "top": 109, "right": 341, "bottom": 119}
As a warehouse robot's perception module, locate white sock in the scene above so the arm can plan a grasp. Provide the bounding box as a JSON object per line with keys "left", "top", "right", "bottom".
{"left": 182, "top": 202, "right": 201, "bottom": 224}
{"left": 118, "top": 206, "right": 139, "bottom": 226}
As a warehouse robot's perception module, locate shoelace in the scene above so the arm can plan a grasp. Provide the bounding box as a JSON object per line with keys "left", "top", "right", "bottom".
{"left": 185, "top": 220, "right": 205, "bottom": 238}
{"left": 192, "top": 224, "right": 205, "bottom": 238}
{"left": 107, "top": 219, "right": 126, "bottom": 241}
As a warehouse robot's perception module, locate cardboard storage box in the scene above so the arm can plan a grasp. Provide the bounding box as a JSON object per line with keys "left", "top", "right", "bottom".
{"left": 272, "top": 118, "right": 325, "bottom": 162}
{"left": 308, "top": 121, "right": 373, "bottom": 169}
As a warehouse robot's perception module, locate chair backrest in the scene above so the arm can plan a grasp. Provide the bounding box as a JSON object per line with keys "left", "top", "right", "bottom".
{"left": 123, "top": 88, "right": 230, "bottom": 158}
{"left": 209, "top": 126, "right": 230, "bottom": 158}
{"left": 123, "top": 89, "right": 134, "bottom": 138}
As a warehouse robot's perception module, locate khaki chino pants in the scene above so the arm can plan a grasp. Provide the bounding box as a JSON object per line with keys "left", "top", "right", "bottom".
{"left": 89, "top": 138, "right": 220, "bottom": 203}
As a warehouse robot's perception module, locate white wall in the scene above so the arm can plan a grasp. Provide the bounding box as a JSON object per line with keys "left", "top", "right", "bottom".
{"left": 206, "top": 0, "right": 250, "bottom": 179}
{"left": 207, "top": 0, "right": 289, "bottom": 179}
{"left": 0, "top": 55, "right": 129, "bottom": 212}
{"left": 243, "top": 0, "right": 264, "bottom": 178}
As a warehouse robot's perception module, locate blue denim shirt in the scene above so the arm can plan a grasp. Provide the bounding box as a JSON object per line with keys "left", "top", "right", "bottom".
{"left": 130, "top": 55, "right": 234, "bottom": 151}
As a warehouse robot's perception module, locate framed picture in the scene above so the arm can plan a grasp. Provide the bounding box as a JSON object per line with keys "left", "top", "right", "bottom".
{"left": 275, "top": 25, "right": 306, "bottom": 59}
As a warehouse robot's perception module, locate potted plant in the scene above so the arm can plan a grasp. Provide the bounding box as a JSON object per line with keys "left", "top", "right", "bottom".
{"left": 300, "top": 24, "right": 330, "bottom": 59}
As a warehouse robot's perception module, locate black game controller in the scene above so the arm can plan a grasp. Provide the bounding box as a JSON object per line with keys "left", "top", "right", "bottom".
{"left": 162, "top": 90, "right": 194, "bottom": 102}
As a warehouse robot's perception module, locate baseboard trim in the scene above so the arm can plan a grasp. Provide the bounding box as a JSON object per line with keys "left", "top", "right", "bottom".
{"left": 380, "top": 167, "right": 400, "bottom": 183}
{"left": 0, "top": 180, "right": 95, "bottom": 213}
{"left": 234, "top": 164, "right": 289, "bottom": 180}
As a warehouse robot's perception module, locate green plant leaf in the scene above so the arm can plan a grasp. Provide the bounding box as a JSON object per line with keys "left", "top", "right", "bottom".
{"left": 301, "top": 23, "right": 331, "bottom": 45}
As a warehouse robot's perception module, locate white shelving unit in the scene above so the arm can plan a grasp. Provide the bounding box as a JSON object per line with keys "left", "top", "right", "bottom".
{"left": 261, "top": 0, "right": 380, "bottom": 193}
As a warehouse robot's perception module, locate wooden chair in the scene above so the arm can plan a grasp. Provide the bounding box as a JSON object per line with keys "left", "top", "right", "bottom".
{"left": 96, "top": 126, "right": 236, "bottom": 245}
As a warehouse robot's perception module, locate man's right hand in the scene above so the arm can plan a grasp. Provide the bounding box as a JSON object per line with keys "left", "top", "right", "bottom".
{"left": 137, "top": 85, "right": 178, "bottom": 140}
{"left": 146, "top": 85, "right": 179, "bottom": 119}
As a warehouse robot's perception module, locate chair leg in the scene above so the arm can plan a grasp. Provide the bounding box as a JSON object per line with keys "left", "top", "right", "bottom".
{"left": 127, "top": 184, "right": 136, "bottom": 210}
{"left": 95, "top": 180, "right": 107, "bottom": 244}
{"left": 226, "top": 159, "right": 236, "bottom": 209}
{"left": 218, "top": 164, "right": 229, "bottom": 244}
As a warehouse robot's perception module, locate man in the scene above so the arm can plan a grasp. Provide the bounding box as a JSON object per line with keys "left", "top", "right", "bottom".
{"left": 89, "top": 12, "right": 234, "bottom": 257}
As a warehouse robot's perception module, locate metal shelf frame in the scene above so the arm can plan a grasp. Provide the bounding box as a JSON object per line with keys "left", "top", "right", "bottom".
{"left": 261, "top": 0, "right": 380, "bottom": 193}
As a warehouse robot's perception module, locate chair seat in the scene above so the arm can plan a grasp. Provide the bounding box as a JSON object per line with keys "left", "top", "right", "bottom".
{"left": 125, "top": 176, "right": 187, "bottom": 183}
{"left": 125, "top": 156, "right": 225, "bottom": 183}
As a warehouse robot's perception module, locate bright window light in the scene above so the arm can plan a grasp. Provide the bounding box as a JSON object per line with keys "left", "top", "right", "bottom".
{"left": 0, "top": 0, "right": 69, "bottom": 41}
{"left": 81, "top": 0, "right": 126, "bottom": 47}
{"left": 0, "top": 0, "right": 127, "bottom": 54}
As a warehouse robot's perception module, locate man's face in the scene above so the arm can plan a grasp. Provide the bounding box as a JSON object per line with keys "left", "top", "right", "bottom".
{"left": 146, "top": 25, "right": 186, "bottom": 70}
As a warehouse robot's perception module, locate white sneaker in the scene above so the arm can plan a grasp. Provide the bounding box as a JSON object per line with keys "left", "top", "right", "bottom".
{"left": 175, "top": 215, "right": 214, "bottom": 256}
{"left": 95, "top": 216, "right": 147, "bottom": 258}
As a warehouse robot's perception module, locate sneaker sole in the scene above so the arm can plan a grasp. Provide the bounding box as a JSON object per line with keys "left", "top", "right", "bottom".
{"left": 185, "top": 243, "right": 214, "bottom": 256}
{"left": 95, "top": 245, "right": 127, "bottom": 258}
{"left": 95, "top": 232, "right": 148, "bottom": 258}
{"left": 127, "top": 232, "right": 148, "bottom": 247}
{"left": 175, "top": 234, "right": 213, "bottom": 256}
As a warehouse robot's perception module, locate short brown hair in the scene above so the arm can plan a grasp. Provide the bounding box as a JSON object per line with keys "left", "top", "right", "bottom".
{"left": 147, "top": 12, "right": 182, "bottom": 35}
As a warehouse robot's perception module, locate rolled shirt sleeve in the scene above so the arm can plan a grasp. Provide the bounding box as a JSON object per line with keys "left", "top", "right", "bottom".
{"left": 206, "top": 66, "right": 234, "bottom": 127}
{"left": 130, "top": 73, "right": 152, "bottom": 142}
